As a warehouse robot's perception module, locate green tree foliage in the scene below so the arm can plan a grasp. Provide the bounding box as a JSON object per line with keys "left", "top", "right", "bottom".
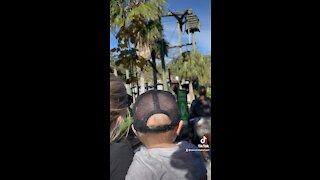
{"left": 110, "top": 52, "right": 128, "bottom": 79}
{"left": 169, "top": 51, "right": 211, "bottom": 87}
{"left": 110, "top": 0, "right": 167, "bottom": 60}
{"left": 110, "top": 0, "right": 168, "bottom": 94}
{"left": 199, "top": 54, "right": 211, "bottom": 87}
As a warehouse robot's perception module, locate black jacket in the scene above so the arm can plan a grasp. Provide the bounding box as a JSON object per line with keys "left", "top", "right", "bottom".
{"left": 189, "top": 96, "right": 212, "bottom": 119}
{"left": 110, "top": 142, "right": 134, "bottom": 180}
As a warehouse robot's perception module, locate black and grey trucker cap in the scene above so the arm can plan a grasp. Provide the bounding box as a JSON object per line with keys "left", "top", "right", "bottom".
{"left": 133, "top": 90, "right": 180, "bottom": 132}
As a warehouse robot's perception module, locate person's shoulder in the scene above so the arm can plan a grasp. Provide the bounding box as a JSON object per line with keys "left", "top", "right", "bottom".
{"left": 110, "top": 141, "right": 130, "bottom": 149}
{"left": 110, "top": 142, "right": 134, "bottom": 168}
{"left": 110, "top": 141, "right": 133, "bottom": 150}
{"left": 178, "top": 140, "right": 198, "bottom": 149}
{"left": 126, "top": 163, "right": 154, "bottom": 180}
{"left": 110, "top": 142, "right": 134, "bottom": 180}
{"left": 125, "top": 150, "right": 154, "bottom": 180}
{"left": 110, "top": 142, "right": 134, "bottom": 157}
{"left": 191, "top": 98, "right": 200, "bottom": 105}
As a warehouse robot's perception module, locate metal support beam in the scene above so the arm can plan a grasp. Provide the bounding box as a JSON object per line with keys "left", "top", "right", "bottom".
{"left": 169, "top": 43, "right": 192, "bottom": 49}
{"left": 161, "top": 9, "right": 193, "bottom": 17}
{"left": 177, "top": 23, "right": 182, "bottom": 56}
{"left": 192, "top": 33, "right": 196, "bottom": 52}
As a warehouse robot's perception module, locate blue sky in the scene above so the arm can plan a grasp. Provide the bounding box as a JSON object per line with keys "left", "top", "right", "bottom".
{"left": 110, "top": 0, "right": 211, "bottom": 61}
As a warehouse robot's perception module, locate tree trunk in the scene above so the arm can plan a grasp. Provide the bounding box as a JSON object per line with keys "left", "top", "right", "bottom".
{"left": 113, "top": 67, "right": 118, "bottom": 76}
{"left": 188, "top": 80, "right": 195, "bottom": 109}
{"left": 136, "top": 42, "right": 151, "bottom": 94}
{"left": 151, "top": 50, "right": 157, "bottom": 90}
{"left": 139, "top": 67, "right": 145, "bottom": 94}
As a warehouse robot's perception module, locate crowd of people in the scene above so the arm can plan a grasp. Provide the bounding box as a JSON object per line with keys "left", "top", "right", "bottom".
{"left": 109, "top": 74, "right": 211, "bottom": 180}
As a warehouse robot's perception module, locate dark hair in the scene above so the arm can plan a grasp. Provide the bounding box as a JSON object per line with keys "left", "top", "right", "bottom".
{"left": 199, "top": 86, "right": 206, "bottom": 96}
{"left": 110, "top": 74, "right": 128, "bottom": 142}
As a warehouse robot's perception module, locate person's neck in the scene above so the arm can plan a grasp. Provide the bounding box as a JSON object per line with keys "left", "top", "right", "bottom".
{"left": 146, "top": 142, "right": 177, "bottom": 149}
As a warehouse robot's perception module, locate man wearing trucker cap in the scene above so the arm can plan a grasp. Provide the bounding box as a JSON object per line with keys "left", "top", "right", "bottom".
{"left": 125, "top": 90, "right": 207, "bottom": 180}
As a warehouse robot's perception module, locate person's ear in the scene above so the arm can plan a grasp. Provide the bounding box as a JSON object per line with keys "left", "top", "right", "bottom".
{"left": 174, "top": 120, "right": 184, "bottom": 136}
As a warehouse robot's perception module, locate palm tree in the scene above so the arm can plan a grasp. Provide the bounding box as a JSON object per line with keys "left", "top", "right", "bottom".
{"left": 110, "top": 0, "right": 167, "bottom": 94}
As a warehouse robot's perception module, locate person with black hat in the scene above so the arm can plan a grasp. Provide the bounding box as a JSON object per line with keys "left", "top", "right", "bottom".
{"left": 125, "top": 90, "right": 207, "bottom": 180}
{"left": 189, "top": 86, "right": 211, "bottom": 164}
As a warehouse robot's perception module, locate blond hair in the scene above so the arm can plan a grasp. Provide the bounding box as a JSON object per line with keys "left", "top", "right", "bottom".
{"left": 110, "top": 74, "right": 128, "bottom": 143}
